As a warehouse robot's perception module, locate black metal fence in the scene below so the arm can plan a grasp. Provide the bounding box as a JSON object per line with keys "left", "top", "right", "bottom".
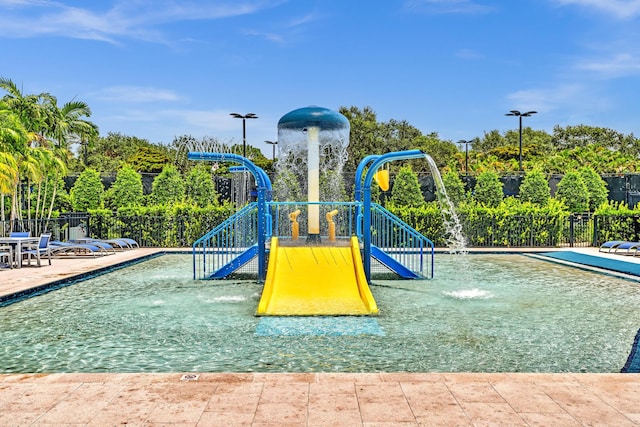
{"left": 2, "top": 211, "right": 630, "bottom": 248}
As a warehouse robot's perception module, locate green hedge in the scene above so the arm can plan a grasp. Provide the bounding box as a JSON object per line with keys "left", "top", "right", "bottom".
{"left": 388, "top": 198, "right": 570, "bottom": 247}
{"left": 88, "top": 203, "right": 235, "bottom": 247}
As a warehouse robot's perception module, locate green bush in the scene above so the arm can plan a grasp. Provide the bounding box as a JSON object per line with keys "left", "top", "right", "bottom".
{"left": 389, "top": 165, "right": 424, "bottom": 208}
{"left": 518, "top": 169, "right": 550, "bottom": 206}
{"left": 89, "top": 203, "right": 235, "bottom": 247}
{"left": 148, "top": 164, "right": 185, "bottom": 206}
{"left": 441, "top": 170, "right": 466, "bottom": 207}
{"left": 579, "top": 166, "right": 609, "bottom": 211}
{"left": 70, "top": 169, "right": 104, "bottom": 211}
{"left": 556, "top": 171, "right": 589, "bottom": 212}
{"left": 103, "top": 165, "right": 143, "bottom": 210}
{"left": 186, "top": 164, "right": 218, "bottom": 207}
{"left": 473, "top": 171, "right": 503, "bottom": 208}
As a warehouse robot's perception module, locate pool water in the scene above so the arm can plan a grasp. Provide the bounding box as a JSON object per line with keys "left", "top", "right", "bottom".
{"left": 1, "top": 254, "right": 639, "bottom": 373}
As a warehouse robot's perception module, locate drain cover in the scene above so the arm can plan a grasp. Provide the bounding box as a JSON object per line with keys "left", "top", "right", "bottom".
{"left": 180, "top": 374, "right": 200, "bottom": 381}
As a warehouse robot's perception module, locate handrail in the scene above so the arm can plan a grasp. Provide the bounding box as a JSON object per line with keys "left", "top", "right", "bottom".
{"left": 370, "top": 203, "right": 434, "bottom": 279}
{"left": 188, "top": 152, "right": 270, "bottom": 280}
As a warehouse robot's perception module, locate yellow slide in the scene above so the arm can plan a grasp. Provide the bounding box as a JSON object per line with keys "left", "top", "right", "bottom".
{"left": 256, "top": 236, "right": 378, "bottom": 316}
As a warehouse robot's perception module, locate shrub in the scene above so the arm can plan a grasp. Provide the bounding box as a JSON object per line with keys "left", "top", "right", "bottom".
{"left": 70, "top": 169, "right": 104, "bottom": 211}
{"left": 149, "top": 165, "right": 185, "bottom": 206}
{"left": 519, "top": 169, "right": 550, "bottom": 206}
{"left": 389, "top": 165, "right": 424, "bottom": 208}
{"left": 104, "top": 165, "right": 143, "bottom": 210}
{"left": 579, "top": 166, "right": 608, "bottom": 211}
{"left": 556, "top": 171, "right": 589, "bottom": 212}
{"left": 186, "top": 164, "right": 218, "bottom": 207}
{"left": 441, "top": 170, "right": 466, "bottom": 207}
{"left": 473, "top": 171, "right": 503, "bottom": 208}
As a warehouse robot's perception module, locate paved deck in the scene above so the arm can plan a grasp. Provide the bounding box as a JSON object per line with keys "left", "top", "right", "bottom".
{"left": 1, "top": 247, "right": 640, "bottom": 426}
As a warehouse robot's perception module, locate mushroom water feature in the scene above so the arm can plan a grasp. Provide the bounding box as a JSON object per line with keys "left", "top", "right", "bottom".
{"left": 276, "top": 106, "right": 350, "bottom": 244}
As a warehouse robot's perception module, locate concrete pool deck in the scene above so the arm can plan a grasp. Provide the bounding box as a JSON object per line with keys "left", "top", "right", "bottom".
{"left": 1, "top": 247, "right": 639, "bottom": 426}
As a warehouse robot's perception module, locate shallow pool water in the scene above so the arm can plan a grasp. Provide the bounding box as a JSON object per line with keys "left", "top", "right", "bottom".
{"left": 1, "top": 254, "right": 639, "bottom": 373}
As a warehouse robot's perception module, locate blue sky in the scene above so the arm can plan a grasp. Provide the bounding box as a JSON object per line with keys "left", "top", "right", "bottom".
{"left": 2, "top": 0, "right": 640, "bottom": 156}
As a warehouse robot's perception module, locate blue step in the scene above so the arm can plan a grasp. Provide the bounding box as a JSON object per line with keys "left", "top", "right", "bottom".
{"left": 209, "top": 245, "right": 259, "bottom": 279}
{"left": 370, "top": 245, "right": 421, "bottom": 279}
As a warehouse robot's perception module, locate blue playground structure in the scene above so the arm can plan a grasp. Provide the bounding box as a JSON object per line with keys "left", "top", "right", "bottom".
{"left": 189, "top": 150, "right": 434, "bottom": 291}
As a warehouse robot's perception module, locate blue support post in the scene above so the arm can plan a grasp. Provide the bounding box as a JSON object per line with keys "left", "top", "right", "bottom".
{"left": 361, "top": 150, "right": 425, "bottom": 281}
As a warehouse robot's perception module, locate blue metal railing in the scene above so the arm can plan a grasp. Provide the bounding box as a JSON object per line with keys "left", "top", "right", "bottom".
{"left": 370, "top": 203, "right": 434, "bottom": 278}
{"left": 191, "top": 150, "right": 435, "bottom": 281}
{"left": 269, "top": 201, "right": 358, "bottom": 241}
{"left": 192, "top": 203, "right": 258, "bottom": 280}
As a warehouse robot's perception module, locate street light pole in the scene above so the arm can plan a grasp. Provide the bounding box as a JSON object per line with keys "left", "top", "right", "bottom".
{"left": 230, "top": 113, "right": 258, "bottom": 158}
{"left": 457, "top": 139, "right": 472, "bottom": 175}
{"left": 265, "top": 140, "right": 277, "bottom": 160}
{"left": 505, "top": 110, "right": 536, "bottom": 172}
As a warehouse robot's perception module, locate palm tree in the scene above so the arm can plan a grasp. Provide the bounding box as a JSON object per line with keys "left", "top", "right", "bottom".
{"left": 0, "top": 99, "right": 29, "bottom": 224}
{"left": 42, "top": 96, "right": 99, "bottom": 155}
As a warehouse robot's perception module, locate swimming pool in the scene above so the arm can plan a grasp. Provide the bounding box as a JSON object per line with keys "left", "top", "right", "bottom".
{"left": 1, "top": 253, "right": 639, "bottom": 373}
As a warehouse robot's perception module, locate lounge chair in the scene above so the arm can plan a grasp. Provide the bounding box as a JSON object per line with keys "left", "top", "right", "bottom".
{"left": 117, "top": 238, "right": 139, "bottom": 248}
{"left": 79, "top": 238, "right": 135, "bottom": 250}
{"left": 599, "top": 240, "right": 626, "bottom": 252}
{"left": 70, "top": 240, "right": 116, "bottom": 254}
{"left": 613, "top": 241, "right": 640, "bottom": 256}
{"left": 21, "top": 234, "right": 52, "bottom": 267}
{"left": 49, "top": 241, "right": 112, "bottom": 257}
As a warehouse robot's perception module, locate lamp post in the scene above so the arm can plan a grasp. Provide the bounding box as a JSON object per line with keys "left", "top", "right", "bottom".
{"left": 505, "top": 110, "right": 536, "bottom": 172}
{"left": 230, "top": 113, "right": 258, "bottom": 158}
{"left": 457, "top": 139, "right": 472, "bottom": 175}
{"left": 265, "top": 140, "right": 277, "bottom": 160}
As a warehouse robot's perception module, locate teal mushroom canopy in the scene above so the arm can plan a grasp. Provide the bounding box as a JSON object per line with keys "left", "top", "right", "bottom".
{"left": 278, "top": 106, "right": 349, "bottom": 131}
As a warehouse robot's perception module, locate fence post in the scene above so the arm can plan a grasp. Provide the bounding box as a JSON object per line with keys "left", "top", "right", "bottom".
{"left": 569, "top": 214, "right": 575, "bottom": 248}
{"left": 592, "top": 215, "right": 598, "bottom": 247}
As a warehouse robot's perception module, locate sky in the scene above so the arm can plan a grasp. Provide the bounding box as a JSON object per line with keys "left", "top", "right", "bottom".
{"left": 2, "top": 0, "right": 640, "bottom": 157}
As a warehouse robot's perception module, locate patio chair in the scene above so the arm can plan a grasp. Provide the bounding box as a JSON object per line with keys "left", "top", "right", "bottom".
{"left": 0, "top": 244, "right": 13, "bottom": 269}
{"left": 9, "top": 231, "right": 31, "bottom": 238}
{"left": 21, "top": 233, "right": 52, "bottom": 267}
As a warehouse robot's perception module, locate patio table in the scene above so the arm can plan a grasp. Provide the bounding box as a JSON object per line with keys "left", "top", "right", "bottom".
{"left": 0, "top": 237, "right": 39, "bottom": 268}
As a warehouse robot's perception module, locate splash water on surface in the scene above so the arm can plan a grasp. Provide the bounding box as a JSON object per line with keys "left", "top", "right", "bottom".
{"left": 442, "top": 288, "right": 493, "bottom": 299}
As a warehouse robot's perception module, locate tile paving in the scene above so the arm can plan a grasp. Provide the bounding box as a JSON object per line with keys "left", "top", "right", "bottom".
{"left": 1, "top": 247, "right": 639, "bottom": 426}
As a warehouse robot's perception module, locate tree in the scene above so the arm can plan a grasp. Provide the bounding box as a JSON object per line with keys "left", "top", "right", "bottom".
{"left": 519, "top": 169, "right": 550, "bottom": 206}
{"left": 555, "top": 171, "right": 589, "bottom": 212}
{"left": 339, "top": 106, "right": 422, "bottom": 174}
{"left": 441, "top": 170, "right": 466, "bottom": 207}
{"left": 70, "top": 169, "right": 104, "bottom": 211}
{"left": 412, "top": 133, "right": 458, "bottom": 170}
{"left": 149, "top": 165, "right": 185, "bottom": 206}
{"left": 473, "top": 171, "right": 503, "bottom": 208}
{"left": 185, "top": 164, "right": 218, "bottom": 207}
{"left": 84, "top": 132, "right": 151, "bottom": 172}
{"left": 128, "top": 145, "right": 173, "bottom": 173}
{"left": 389, "top": 165, "right": 424, "bottom": 207}
{"left": 579, "top": 166, "right": 608, "bottom": 211}
{"left": 104, "top": 165, "right": 144, "bottom": 210}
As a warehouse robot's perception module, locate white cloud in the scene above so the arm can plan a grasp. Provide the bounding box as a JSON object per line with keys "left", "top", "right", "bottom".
{"left": 455, "top": 48, "right": 484, "bottom": 60}
{"left": 96, "top": 86, "right": 183, "bottom": 103}
{"left": 577, "top": 52, "right": 640, "bottom": 78}
{"left": 506, "top": 84, "right": 584, "bottom": 115}
{"left": 403, "top": 0, "right": 494, "bottom": 14}
{"left": 554, "top": 0, "right": 640, "bottom": 19}
{"left": 0, "top": 1, "right": 282, "bottom": 43}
